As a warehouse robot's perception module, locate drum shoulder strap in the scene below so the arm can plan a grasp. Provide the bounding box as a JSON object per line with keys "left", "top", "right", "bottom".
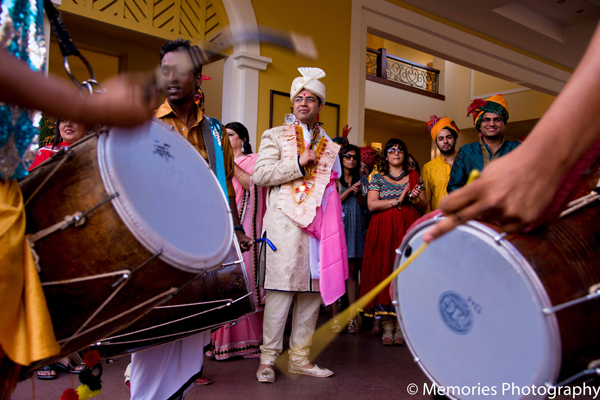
{"left": 200, "top": 117, "right": 218, "bottom": 176}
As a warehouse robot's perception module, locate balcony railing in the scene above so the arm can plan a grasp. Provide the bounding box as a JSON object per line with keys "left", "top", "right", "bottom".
{"left": 366, "top": 47, "right": 444, "bottom": 100}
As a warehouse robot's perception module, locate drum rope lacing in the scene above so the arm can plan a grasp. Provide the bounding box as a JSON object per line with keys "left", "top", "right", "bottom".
{"left": 155, "top": 298, "right": 235, "bottom": 309}
{"left": 98, "top": 292, "right": 253, "bottom": 343}
{"left": 227, "top": 309, "right": 259, "bottom": 329}
{"left": 58, "top": 287, "right": 179, "bottom": 346}
{"left": 49, "top": 248, "right": 165, "bottom": 348}
{"left": 26, "top": 193, "right": 118, "bottom": 273}
{"left": 24, "top": 150, "right": 72, "bottom": 207}
{"left": 24, "top": 134, "right": 98, "bottom": 207}
{"left": 28, "top": 192, "right": 118, "bottom": 244}
{"left": 558, "top": 175, "right": 600, "bottom": 219}
{"left": 40, "top": 269, "right": 132, "bottom": 287}
{"left": 96, "top": 321, "right": 236, "bottom": 347}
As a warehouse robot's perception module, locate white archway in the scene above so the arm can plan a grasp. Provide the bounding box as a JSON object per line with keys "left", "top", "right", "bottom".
{"left": 348, "top": 0, "right": 571, "bottom": 147}
{"left": 220, "top": 0, "right": 271, "bottom": 148}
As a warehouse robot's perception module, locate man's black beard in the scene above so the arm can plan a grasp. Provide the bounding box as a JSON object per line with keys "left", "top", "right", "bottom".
{"left": 439, "top": 146, "right": 455, "bottom": 155}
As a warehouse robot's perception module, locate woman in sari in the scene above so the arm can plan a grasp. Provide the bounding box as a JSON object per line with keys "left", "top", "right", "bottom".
{"left": 208, "top": 122, "right": 267, "bottom": 360}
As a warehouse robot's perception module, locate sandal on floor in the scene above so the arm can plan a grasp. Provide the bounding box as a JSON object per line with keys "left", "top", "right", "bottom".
{"left": 36, "top": 365, "right": 57, "bottom": 380}
{"left": 330, "top": 319, "right": 343, "bottom": 334}
{"left": 382, "top": 331, "right": 394, "bottom": 346}
{"left": 194, "top": 377, "right": 212, "bottom": 386}
{"left": 393, "top": 334, "right": 405, "bottom": 346}
{"left": 372, "top": 325, "right": 382, "bottom": 335}
{"left": 347, "top": 319, "right": 359, "bottom": 334}
{"left": 51, "top": 362, "right": 84, "bottom": 374}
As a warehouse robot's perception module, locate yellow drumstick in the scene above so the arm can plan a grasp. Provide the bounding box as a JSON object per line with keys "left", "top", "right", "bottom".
{"left": 277, "top": 170, "right": 481, "bottom": 375}
{"left": 466, "top": 169, "right": 480, "bottom": 185}
{"left": 275, "top": 242, "right": 428, "bottom": 375}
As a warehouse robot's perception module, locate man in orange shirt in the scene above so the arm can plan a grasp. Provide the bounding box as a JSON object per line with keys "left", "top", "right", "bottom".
{"left": 129, "top": 39, "right": 252, "bottom": 400}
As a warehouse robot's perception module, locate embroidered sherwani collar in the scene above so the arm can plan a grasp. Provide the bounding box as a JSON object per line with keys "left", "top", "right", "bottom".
{"left": 277, "top": 123, "right": 340, "bottom": 228}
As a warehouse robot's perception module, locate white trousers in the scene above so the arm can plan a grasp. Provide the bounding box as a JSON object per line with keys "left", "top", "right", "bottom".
{"left": 259, "top": 290, "right": 321, "bottom": 366}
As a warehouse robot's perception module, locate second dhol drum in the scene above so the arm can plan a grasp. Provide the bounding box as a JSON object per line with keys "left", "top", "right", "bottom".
{"left": 19, "top": 119, "right": 233, "bottom": 375}
{"left": 392, "top": 165, "right": 600, "bottom": 399}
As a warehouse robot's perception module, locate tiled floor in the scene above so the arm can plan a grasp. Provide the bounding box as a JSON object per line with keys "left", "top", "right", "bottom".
{"left": 10, "top": 313, "right": 600, "bottom": 400}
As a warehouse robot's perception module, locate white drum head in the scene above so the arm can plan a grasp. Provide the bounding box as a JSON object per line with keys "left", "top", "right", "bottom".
{"left": 393, "top": 219, "right": 561, "bottom": 400}
{"left": 98, "top": 119, "right": 233, "bottom": 273}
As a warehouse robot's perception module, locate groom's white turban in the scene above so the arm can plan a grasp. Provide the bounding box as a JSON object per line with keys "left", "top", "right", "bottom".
{"left": 290, "top": 67, "right": 326, "bottom": 105}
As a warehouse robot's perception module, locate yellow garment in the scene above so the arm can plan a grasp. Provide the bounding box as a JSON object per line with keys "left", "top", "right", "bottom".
{"left": 0, "top": 181, "right": 60, "bottom": 365}
{"left": 155, "top": 100, "right": 235, "bottom": 197}
{"left": 421, "top": 154, "right": 455, "bottom": 213}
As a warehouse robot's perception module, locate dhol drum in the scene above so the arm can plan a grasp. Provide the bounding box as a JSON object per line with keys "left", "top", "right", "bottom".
{"left": 91, "top": 239, "right": 257, "bottom": 357}
{"left": 18, "top": 119, "right": 233, "bottom": 375}
{"left": 393, "top": 164, "right": 600, "bottom": 399}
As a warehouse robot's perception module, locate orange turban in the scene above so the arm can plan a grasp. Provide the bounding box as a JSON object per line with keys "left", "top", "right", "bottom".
{"left": 427, "top": 115, "right": 460, "bottom": 141}
{"left": 466, "top": 94, "right": 509, "bottom": 131}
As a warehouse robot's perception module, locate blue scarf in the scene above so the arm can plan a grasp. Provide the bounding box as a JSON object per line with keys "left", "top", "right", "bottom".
{"left": 206, "top": 117, "right": 228, "bottom": 195}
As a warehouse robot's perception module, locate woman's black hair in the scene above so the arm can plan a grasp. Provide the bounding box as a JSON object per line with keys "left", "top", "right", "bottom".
{"left": 225, "top": 122, "right": 253, "bottom": 154}
{"left": 51, "top": 122, "right": 62, "bottom": 149}
{"left": 407, "top": 153, "right": 421, "bottom": 175}
{"left": 380, "top": 138, "right": 409, "bottom": 176}
{"left": 339, "top": 144, "right": 361, "bottom": 187}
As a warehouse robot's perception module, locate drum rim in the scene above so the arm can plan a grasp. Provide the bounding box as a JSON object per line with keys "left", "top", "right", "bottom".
{"left": 392, "top": 217, "right": 562, "bottom": 392}
{"left": 97, "top": 118, "right": 234, "bottom": 273}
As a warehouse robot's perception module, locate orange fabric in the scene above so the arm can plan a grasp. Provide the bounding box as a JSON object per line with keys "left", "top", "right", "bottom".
{"left": 429, "top": 117, "right": 459, "bottom": 141}
{"left": 0, "top": 181, "right": 60, "bottom": 366}
{"left": 486, "top": 94, "right": 509, "bottom": 114}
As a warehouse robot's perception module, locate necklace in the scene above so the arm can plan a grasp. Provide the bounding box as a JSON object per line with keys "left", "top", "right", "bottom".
{"left": 388, "top": 170, "right": 406, "bottom": 181}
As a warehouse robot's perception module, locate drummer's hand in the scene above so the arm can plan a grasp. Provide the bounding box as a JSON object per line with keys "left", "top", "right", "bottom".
{"left": 236, "top": 231, "right": 253, "bottom": 252}
{"left": 84, "top": 73, "right": 159, "bottom": 127}
{"left": 422, "top": 147, "right": 559, "bottom": 243}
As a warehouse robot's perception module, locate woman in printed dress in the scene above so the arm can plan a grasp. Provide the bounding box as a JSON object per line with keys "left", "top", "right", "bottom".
{"left": 359, "top": 139, "right": 428, "bottom": 345}
{"left": 331, "top": 144, "right": 368, "bottom": 334}
{"left": 208, "top": 122, "right": 267, "bottom": 360}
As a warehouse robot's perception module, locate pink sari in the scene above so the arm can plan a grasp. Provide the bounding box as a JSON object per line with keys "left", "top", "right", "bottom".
{"left": 210, "top": 153, "right": 267, "bottom": 360}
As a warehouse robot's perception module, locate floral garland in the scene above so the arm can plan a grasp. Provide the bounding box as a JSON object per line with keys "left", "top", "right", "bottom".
{"left": 60, "top": 350, "right": 103, "bottom": 400}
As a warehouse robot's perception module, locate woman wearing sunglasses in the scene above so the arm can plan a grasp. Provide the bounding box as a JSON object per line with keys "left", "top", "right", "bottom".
{"left": 359, "top": 139, "right": 427, "bottom": 346}
{"left": 330, "top": 145, "right": 369, "bottom": 334}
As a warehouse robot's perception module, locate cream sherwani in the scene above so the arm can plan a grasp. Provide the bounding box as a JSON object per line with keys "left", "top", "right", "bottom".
{"left": 254, "top": 125, "right": 320, "bottom": 293}
{"left": 254, "top": 123, "right": 338, "bottom": 366}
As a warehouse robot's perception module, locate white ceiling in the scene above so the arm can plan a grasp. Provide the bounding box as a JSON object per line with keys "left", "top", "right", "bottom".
{"left": 398, "top": 0, "right": 600, "bottom": 70}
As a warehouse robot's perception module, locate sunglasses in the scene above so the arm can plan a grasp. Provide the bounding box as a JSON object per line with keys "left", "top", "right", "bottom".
{"left": 343, "top": 154, "right": 358, "bottom": 160}
{"left": 409, "top": 162, "right": 416, "bottom": 167}
{"left": 387, "top": 148, "right": 405, "bottom": 154}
